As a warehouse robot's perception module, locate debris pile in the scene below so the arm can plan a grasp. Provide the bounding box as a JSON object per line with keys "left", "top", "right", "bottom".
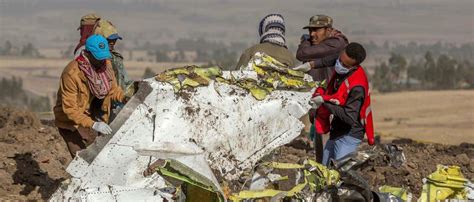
{"left": 49, "top": 59, "right": 315, "bottom": 200}
{"left": 0, "top": 105, "right": 472, "bottom": 201}
{"left": 48, "top": 54, "right": 473, "bottom": 201}
{"left": 156, "top": 52, "right": 316, "bottom": 101}
{"left": 252, "top": 136, "right": 474, "bottom": 201}
{"left": 357, "top": 140, "right": 474, "bottom": 196}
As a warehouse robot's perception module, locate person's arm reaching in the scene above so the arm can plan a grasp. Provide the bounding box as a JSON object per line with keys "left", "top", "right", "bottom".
{"left": 292, "top": 53, "right": 339, "bottom": 72}
{"left": 312, "top": 53, "right": 338, "bottom": 69}
{"left": 296, "top": 38, "right": 344, "bottom": 62}
{"left": 109, "top": 71, "right": 125, "bottom": 103}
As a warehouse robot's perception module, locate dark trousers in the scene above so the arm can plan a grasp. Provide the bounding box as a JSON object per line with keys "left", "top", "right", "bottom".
{"left": 310, "top": 108, "right": 324, "bottom": 163}
{"left": 58, "top": 127, "right": 97, "bottom": 158}
{"left": 314, "top": 132, "right": 324, "bottom": 163}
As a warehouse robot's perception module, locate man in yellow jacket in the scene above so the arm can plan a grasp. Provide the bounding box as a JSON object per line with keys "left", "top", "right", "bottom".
{"left": 54, "top": 34, "right": 125, "bottom": 157}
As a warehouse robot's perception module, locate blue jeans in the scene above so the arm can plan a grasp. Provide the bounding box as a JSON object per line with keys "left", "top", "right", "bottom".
{"left": 322, "top": 134, "right": 362, "bottom": 166}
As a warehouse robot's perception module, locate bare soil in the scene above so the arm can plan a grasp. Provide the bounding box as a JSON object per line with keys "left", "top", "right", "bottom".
{"left": 372, "top": 90, "right": 474, "bottom": 145}
{"left": 0, "top": 106, "right": 71, "bottom": 200}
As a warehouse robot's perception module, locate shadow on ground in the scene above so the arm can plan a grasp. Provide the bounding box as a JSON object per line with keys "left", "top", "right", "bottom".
{"left": 11, "top": 152, "right": 64, "bottom": 199}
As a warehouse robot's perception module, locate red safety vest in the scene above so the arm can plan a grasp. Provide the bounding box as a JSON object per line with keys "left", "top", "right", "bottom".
{"left": 314, "top": 66, "right": 375, "bottom": 145}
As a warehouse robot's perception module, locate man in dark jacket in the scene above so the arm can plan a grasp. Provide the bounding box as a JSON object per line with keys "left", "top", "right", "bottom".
{"left": 293, "top": 15, "right": 348, "bottom": 82}
{"left": 310, "top": 42, "right": 371, "bottom": 165}
{"left": 292, "top": 15, "right": 348, "bottom": 163}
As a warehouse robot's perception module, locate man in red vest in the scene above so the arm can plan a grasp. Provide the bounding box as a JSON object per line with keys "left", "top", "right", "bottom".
{"left": 310, "top": 42, "right": 374, "bottom": 166}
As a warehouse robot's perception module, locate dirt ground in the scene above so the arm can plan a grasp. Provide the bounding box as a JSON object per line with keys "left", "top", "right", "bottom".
{"left": 0, "top": 105, "right": 472, "bottom": 200}
{"left": 0, "top": 106, "right": 71, "bottom": 200}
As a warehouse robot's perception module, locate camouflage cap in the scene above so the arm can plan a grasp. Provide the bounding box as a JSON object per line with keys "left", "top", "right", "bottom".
{"left": 77, "top": 13, "right": 100, "bottom": 30}
{"left": 303, "top": 15, "right": 333, "bottom": 29}
{"left": 94, "top": 19, "right": 122, "bottom": 40}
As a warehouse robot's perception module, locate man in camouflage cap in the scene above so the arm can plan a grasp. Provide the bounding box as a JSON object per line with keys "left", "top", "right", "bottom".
{"left": 303, "top": 15, "right": 333, "bottom": 30}
{"left": 293, "top": 15, "right": 348, "bottom": 163}
{"left": 293, "top": 15, "right": 348, "bottom": 81}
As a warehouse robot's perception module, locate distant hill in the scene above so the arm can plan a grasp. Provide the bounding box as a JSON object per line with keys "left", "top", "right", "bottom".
{"left": 0, "top": 0, "right": 472, "bottom": 49}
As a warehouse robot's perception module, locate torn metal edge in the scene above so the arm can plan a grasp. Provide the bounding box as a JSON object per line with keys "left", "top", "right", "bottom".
{"left": 77, "top": 81, "right": 153, "bottom": 163}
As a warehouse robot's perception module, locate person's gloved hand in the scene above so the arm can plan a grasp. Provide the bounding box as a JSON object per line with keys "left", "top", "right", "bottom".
{"left": 310, "top": 96, "right": 324, "bottom": 109}
{"left": 301, "top": 34, "right": 310, "bottom": 42}
{"left": 292, "top": 62, "right": 312, "bottom": 72}
{"left": 314, "top": 87, "right": 326, "bottom": 97}
{"left": 329, "top": 98, "right": 340, "bottom": 105}
{"left": 92, "top": 121, "right": 112, "bottom": 135}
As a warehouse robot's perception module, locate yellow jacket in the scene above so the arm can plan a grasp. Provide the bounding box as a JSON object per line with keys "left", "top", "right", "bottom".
{"left": 54, "top": 60, "right": 124, "bottom": 130}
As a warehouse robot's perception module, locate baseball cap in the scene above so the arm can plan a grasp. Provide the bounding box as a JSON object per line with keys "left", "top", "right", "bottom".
{"left": 94, "top": 19, "right": 123, "bottom": 40}
{"left": 77, "top": 13, "right": 100, "bottom": 30}
{"left": 85, "top": 34, "right": 111, "bottom": 60}
{"left": 107, "top": 33, "right": 122, "bottom": 40}
{"left": 303, "top": 15, "right": 333, "bottom": 29}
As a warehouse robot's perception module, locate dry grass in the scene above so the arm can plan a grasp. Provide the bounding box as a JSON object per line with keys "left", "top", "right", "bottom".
{"left": 372, "top": 90, "right": 474, "bottom": 145}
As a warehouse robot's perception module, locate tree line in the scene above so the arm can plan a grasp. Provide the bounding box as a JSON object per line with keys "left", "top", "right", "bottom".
{"left": 372, "top": 52, "right": 473, "bottom": 92}
{"left": 140, "top": 38, "right": 248, "bottom": 70}
{"left": 0, "top": 40, "right": 42, "bottom": 58}
{"left": 363, "top": 41, "right": 473, "bottom": 62}
{"left": 0, "top": 76, "right": 51, "bottom": 112}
